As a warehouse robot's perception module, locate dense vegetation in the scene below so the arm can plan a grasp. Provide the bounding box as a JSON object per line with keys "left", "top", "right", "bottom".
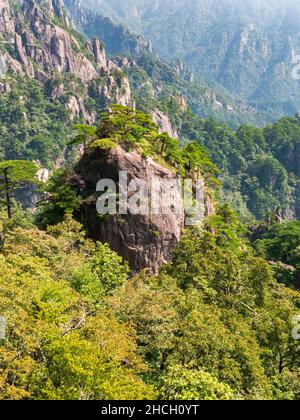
{"left": 0, "top": 0, "right": 299, "bottom": 401}
{"left": 0, "top": 77, "right": 72, "bottom": 168}
{"left": 254, "top": 221, "right": 300, "bottom": 288}
{"left": 158, "top": 103, "right": 300, "bottom": 222}
{"left": 0, "top": 106, "right": 299, "bottom": 400}
{"left": 37, "top": 105, "right": 219, "bottom": 227}
{"left": 0, "top": 205, "right": 299, "bottom": 400}
{"left": 78, "top": 104, "right": 219, "bottom": 181}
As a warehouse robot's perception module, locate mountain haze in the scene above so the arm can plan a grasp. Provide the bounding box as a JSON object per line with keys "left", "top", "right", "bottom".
{"left": 84, "top": 0, "right": 300, "bottom": 120}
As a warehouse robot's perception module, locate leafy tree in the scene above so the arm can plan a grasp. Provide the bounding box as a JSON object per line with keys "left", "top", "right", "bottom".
{"left": 0, "top": 160, "right": 38, "bottom": 218}
{"left": 69, "top": 124, "right": 97, "bottom": 150}
{"left": 97, "top": 104, "right": 157, "bottom": 142}
{"left": 0, "top": 204, "right": 299, "bottom": 399}
{"left": 0, "top": 78, "right": 70, "bottom": 167}
{"left": 160, "top": 365, "right": 235, "bottom": 400}
{"left": 0, "top": 216, "right": 154, "bottom": 400}
{"left": 37, "top": 169, "right": 82, "bottom": 227}
{"left": 253, "top": 221, "right": 300, "bottom": 287}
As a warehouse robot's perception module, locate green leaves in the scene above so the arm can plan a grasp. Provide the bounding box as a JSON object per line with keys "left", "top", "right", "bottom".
{"left": 0, "top": 160, "right": 39, "bottom": 218}
{"left": 89, "top": 105, "right": 219, "bottom": 183}
{"left": 0, "top": 78, "right": 70, "bottom": 167}
{"left": 89, "top": 243, "right": 129, "bottom": 295}
{"left": 69, "top": 124, "right": 97, "bottom": 149}
{"left": 254, "top": 221, "right": 300, "bottom": 287}
{"left": 37, "top": 169, "right": 82, "bottom": 227}
{"left": 0, "top": 160, "right": 38, "bottom": 185}
{"left": 175, "top": 112, "right": 300, "bottom": 220}
{"left": 0, "top": 205, "right": 299, "bottom": 399}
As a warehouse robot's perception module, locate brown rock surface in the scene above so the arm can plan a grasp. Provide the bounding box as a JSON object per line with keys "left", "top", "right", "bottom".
{"left": 73, "top": 146, "right": 212, "bottom": 274}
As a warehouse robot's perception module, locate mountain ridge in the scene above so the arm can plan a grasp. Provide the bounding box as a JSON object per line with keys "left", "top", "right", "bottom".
{"left": 64, "top": 0, "right": 276, "bottom": 128}
{"left": 83, "top": 0, "right": 300, "bottom": 121}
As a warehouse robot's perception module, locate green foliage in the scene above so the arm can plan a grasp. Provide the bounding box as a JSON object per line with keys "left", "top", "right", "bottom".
{"left": 69, "top": 124, "right": 97, "bottom": 150}
{"left": 0, "top": 203, "right": 35, "bottom": 234}
{"left": 170, "top": 112, "right": 300, "bottom": 221}
{"left": 38, "top": 106, "right": 220, "bottom": 226}
{"left": 37, "top": 169, "right": 82, "bottom": 227}
{"left": 89, "top": 243, "right": 129, "bottom": 295}
{"left": 90, "top": 138, "right": 118, "bottom": 150}
{"left": 160, "top": 365, "right": 235, "bottom": 400}
{"left": 97, "top": 104, "right": 158, "bottom": 143}
{"left": 93, "top": 105, "right": 219, "bottom": 182}
{"left": 253, "top": 221, "right": 300, "bottom": 287}
{"left": 0, "top": 160, "right": 38, "bottom": 218}
{"left": 0, "top": 78, "right": 71, "bottom": 167}
{"left": 0, "top": 204, "right": 299, "bottom": 400}
{"left": 0, "top": 160, "right": 37, "bottom": 184}
{"left": 0, "top": 215, "right": 155, "bottom": 400}
{"left": 110, "top": 206, "right": 300, "bottom": 400}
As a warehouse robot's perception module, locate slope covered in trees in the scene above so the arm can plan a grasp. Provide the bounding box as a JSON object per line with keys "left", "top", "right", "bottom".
{"left": 0, "top": 104, "right": 299, "bottom": 400}
{"left": 66, "top": 0, "right": 274, "bottom": 128}
{"left": 63, "top": 0, "right": 300, "bottom": 222}
{"left": 162, "top": 105, "right": 300, "bottom": 222}
{"left": 0, "top": 204, "right": 299, "bottom": 400}
{"left": 0, "top": 0, "right": 300, "bottom": 224}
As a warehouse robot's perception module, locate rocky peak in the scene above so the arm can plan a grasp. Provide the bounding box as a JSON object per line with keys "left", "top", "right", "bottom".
{"left": 152, "top": 110, "right": 178, "bottom": 139}
{"left": 32, "top": 0, "right": 67, "bottom": 20}
{"left": 0, "top": 0, "right": 133, "bottom": 121}
{"left": 172, "top": 95, "right": 188, "bottom": 112}
{"left": 89, "top": 38, "right": 106, "bottom": 70}
{"left": 74, "top": 145, "right": 213, "bottom": 274}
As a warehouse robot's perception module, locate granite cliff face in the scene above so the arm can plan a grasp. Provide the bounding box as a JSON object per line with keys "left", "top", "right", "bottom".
{"left": 0, "top": 0, "right": 132, "bottom": 122}
{"left": 72, "top": 145, "right": 213, "bottom": 274}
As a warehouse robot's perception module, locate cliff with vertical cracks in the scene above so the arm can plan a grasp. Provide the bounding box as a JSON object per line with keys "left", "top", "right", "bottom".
{"left": 72, "top": 145, "right": 214, "bottom": 274}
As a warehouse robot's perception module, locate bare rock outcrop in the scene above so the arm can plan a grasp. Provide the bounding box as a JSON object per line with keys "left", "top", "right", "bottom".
{"left": 152, "top": 110, "right": 179, "bottom": 139}
{"left": 72, "top": 146, "right": 212, "bottom": 274}
{"left": 0, "top": 0, "right": 133, "bottom": 121}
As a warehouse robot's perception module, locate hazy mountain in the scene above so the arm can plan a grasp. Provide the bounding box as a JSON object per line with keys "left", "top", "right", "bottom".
{"left": 65, "top": 0, "right": 279, "bottom": 127}
{"left": 84, "top": 0, "right": 300, "bottom": 119}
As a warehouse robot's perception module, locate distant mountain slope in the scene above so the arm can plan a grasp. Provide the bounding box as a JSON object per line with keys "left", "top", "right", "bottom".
{"left": 2, "top": 0, "right": 300, "bottom": 222}
{"left": 63, "top": 0, "right": 300, "bottom": 222}
{"left": 83, "top": 0, "right": 300, "bottom": 121}
{"left": 65, "top": 0, "right": 274, "bottom": 128}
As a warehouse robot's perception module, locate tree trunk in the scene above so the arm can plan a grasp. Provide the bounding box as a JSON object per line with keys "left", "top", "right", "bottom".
{"left": 4, "top": 168, "right": 12, "bottom": 219}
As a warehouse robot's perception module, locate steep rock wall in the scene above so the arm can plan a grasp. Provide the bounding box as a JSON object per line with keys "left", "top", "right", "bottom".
{"left": 72, "top": 146, "right": 213, "bottom": 274}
